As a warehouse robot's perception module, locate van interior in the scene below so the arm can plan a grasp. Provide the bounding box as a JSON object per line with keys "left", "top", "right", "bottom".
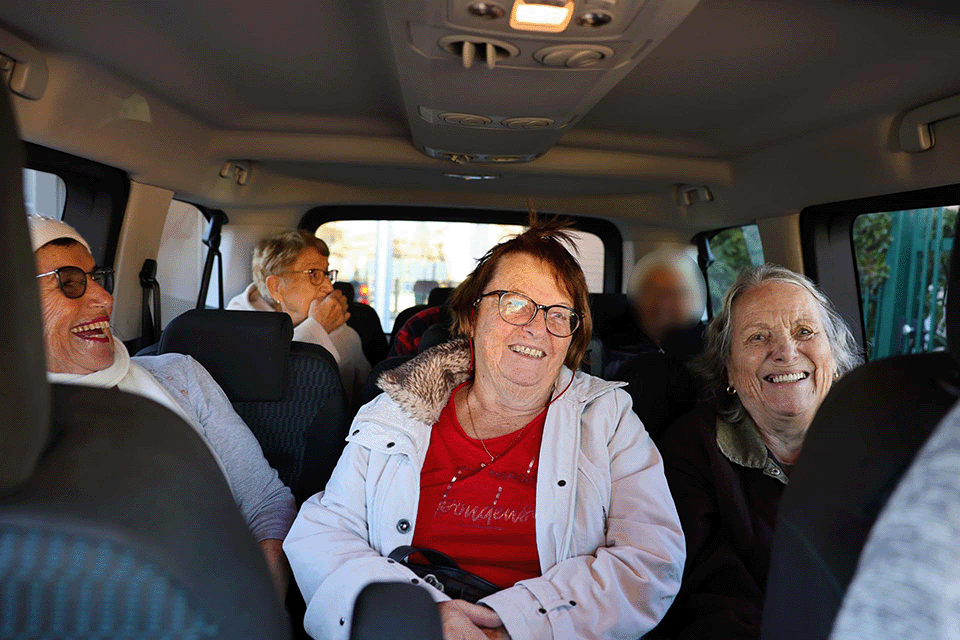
{"left": 3, "top": 0, "right": 960, "bottom": 637}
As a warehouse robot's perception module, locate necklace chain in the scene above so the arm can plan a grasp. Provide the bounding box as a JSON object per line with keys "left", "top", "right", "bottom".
{"left": 464, "top": 388, "right": 532, "bottom": 467}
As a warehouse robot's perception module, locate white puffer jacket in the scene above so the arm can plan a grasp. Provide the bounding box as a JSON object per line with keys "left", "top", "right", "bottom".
{"left": 284, "top": 340, "right": 684, "bottom": 640}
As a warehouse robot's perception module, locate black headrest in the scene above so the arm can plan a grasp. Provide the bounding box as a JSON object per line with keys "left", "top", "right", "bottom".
{"left": 428, "top": 287, "right": 455, "bottom": 308}
{"left": 948, "top": 241, "right": 960, "bottom": 361}
{"left": 334, "top": 281, "right": 355, "bottom": 303}
{"left": 158, "top": 310, "right": 292, "bottom": 401}
{"left": 0, "top": 86, "right": 50, "bottom": 490}
{"left": 589, "top": 292, "right": 630, "bottom": 330}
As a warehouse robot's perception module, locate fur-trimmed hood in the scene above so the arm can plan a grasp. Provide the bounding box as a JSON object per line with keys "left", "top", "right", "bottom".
{"left": 377, "top": 339, "right": 473, "bottom": 425}
{"left": 376, "top": 339, "right": 625, "bottom": 427}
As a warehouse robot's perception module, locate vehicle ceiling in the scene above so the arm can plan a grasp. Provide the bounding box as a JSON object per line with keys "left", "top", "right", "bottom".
{"left": 3, "top": 0, "right": 960, "bottom": 231}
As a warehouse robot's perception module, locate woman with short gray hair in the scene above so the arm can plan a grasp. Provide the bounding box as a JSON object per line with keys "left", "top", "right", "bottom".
{"left": 228, "top": 229, "right": 371, "bottom": 405}
{"left": 649, "top": 263, "right": 862, "bottom": 639}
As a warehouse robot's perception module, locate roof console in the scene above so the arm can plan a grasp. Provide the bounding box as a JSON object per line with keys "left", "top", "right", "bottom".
{"left": 383, "top": 0, "right": 701, "bottom": 163}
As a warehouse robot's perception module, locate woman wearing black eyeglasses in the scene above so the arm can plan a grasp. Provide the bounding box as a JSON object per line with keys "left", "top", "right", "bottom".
{"left": 228, "top": 229, "right": 370, "bottom": 406}
{"left": 28, "top": 214, "right": 296, "bottom": 599}
{"left": 284, "top": 217, "right": 684, "bottom": 640}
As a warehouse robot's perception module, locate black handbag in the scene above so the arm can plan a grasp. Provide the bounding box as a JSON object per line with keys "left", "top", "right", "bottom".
{"left": 388, "top": 545, "right": 501, "bottom": 604}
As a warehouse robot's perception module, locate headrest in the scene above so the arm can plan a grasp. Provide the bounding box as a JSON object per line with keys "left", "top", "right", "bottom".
{"left": 158, "top": 310, "right": 293, "bottom": 401}
{"left": 588, "top": 292, "right": 630, "bottom": 331}
{"left": 947, "top": 242, "right": 960, "bottom": 361}
{"left": 428, "top": 287, "right": 455, "bottom": 308}
{"left": 334, "top": 281, "right": 356, "bottom": 304}
{"left": 0, "top": 86, "right": 50, "bottom": 490}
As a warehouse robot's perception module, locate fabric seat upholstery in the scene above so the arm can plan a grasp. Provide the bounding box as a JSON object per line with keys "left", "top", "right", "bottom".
{"left": 157, "top": 309, "right": 350, "bottom": 505}
{"left": 0, "top": 84, "right": 289, "bottom": 639}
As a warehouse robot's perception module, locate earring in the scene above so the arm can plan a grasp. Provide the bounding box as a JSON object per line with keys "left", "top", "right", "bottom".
{"left": 833, "top": 371, "right": 840, "bottom": 381}
{"left": 726, "top": 385, "right": 737, "bottom": 396}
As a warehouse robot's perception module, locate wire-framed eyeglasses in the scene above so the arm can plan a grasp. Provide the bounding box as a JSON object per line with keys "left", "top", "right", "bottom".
{"left": 285, "top": 268, "right": 338, "bottom": 285}
{"left": 36, "top": 266, "right": 115, "bottom": 299}
{"left": 475, "top": 290, "right": 581, "bottom": 337}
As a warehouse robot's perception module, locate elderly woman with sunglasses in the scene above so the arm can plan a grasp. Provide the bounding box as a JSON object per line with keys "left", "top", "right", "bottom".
{"left": 228, "top": 229, "right": 370, "bottom": 405}
{"left": 29, "top": 214, "right": 296, "bottom": 596}
{"left": 284, "top": 219, "right": 684, "bottom": 640}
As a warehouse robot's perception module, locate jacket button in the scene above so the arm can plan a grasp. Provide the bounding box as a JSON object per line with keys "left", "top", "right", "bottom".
{"left": 387, "top": 441, "right": 396, "bottom": 448}
{"left": 339, "top": 617, "right": 345, "bottom": 625}
{"left": 397, "top": 519, "right": 411, "bottom": 533}
{"left": 557, "top": 480, "right": 566, "bottom": 487}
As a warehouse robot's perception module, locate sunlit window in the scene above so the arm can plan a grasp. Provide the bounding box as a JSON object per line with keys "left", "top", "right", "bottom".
{"left": 317, "top": 220, "right": 605, "bottom": 332}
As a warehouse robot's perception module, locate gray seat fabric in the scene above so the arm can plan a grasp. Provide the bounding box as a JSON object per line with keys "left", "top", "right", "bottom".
{"left": 156, "top": 309, "right": 350, "bottom": 505}
{"left": 350, "top": 583, "right": 443, "bottom": 640}
{"left": 0, "top": 84, "right": 289, "bottom": 639}
{"left": 761, "top": 245, "right": 960, "bottom": 640}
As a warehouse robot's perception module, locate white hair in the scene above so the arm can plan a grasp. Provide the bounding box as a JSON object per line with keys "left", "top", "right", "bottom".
{"left": 627, "top": 246, "right": 707, "bottom": 322}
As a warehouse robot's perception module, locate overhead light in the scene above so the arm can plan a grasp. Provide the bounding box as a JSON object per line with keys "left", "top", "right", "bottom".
{"left": 509, "top": 0, "right": 574, "bottom": 33}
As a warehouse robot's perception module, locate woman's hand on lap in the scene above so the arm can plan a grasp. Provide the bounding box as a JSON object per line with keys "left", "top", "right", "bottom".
{"left": 438, "top": 600, "right": 504, "bottom": 640}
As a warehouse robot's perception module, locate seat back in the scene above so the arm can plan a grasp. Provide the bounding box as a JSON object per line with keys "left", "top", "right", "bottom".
{"left": 761, "top": 248, "right": 960, "bottom": 639}
{"left": 348, "top": 302, "right": 389, "bottom": 365}
{"left": 0, "top": 85, "right": 288, "bottom": 639}
{"left": 157, "top": 309, "right": 349, "bottom": 504}
{"left": 350, "top": 583, "right": 443, "bottom": 640}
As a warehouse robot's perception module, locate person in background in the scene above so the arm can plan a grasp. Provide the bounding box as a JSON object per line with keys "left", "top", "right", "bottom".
{"left": 284, "top": 218, "right": 685, "bottom": 640}
{"left": 626, "top": 247, "right": 707, "bottom": 359}
{"left": 649, "top": 264, "right": 861, "bottom": 639}
{"left": 28, "top": 214, "right": 295, "bottom": 596}
{"left": 228, "top": 230, "right": 371, "bottom": 405}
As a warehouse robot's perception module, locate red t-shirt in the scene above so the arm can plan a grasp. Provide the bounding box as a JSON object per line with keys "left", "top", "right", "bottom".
{"left": 412, "top": 385, "right": 546, "bottom": 589}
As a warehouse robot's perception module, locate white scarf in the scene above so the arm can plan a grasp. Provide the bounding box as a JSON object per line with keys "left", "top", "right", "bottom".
{"left": 47, "top": 339, "right": 193, "bottom": 425}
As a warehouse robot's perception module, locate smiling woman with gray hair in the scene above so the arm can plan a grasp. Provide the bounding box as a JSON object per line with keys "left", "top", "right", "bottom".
{"left": 649, "top": 263, "right": 861, "bottom": 640}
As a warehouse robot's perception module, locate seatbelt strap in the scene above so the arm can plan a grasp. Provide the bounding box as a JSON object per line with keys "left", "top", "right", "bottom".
{"left": 197, "top": 210, "right": 227, "bottom": 310}
{"left": 139, "top": 258, "right": 161, "bottom": 346}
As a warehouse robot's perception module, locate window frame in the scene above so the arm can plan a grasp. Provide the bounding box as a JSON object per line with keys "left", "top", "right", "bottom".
{"left": 692, "top": 222, "right": 765, "bottom": 320}
{"left": 299, "top": 205, "right": 624, "bottom": 294}
{"left": 800, "top": 182, "right": 960, "bottom": 356}
{"left": 24, "top": 143, "right": 129, "bottom": 269}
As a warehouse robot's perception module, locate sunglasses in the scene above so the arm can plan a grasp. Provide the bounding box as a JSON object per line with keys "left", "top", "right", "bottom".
{"left": 36, "top": 266, "right": 115, "bottom": 299}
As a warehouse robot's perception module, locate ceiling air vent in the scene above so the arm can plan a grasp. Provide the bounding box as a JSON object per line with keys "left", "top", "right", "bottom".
{"left": 438, "top": 112, "right": 493, "bottom": 126}
{"left": 438, "top": 35, "right": 519, "bottom": 70}
{"left": 534, "top": 44, "right": 614, "bottom": 68}
{"left": 502, "top": 117, "right": 554, "bottom": 129}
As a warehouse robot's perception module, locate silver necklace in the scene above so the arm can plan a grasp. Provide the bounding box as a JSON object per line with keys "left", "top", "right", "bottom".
{"left": 464, "top": 388, "right": 533, "bottom": 468}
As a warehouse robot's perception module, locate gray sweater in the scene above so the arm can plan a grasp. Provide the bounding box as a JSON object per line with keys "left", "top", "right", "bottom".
{"left": 830, "top": 399, "right": 960, "bottom": 639}
{"left": 135, "top": 353, "right": 297, "bottom": 542}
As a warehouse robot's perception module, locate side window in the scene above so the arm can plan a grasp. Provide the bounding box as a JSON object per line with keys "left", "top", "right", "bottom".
{"left": 317, "top": 220, "right": 606, "bottom": 332}
{"left": 156, "top": 200, "right": 206, "bottom": 328}
{"left": 705, "top": 224, "right": 765, "bottom": 315}
{"left": 22, "top": 168, "right": 66, "bottom": 219}
{"left": 853, "top": 207, "right": 956, "bottom": 360}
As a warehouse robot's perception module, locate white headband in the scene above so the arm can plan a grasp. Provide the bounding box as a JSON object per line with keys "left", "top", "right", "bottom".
{"left": 26, "top": 214, "right": 91, "bottom": 253}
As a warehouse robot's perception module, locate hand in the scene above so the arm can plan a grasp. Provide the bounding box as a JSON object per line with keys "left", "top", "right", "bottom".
{"left": 258, "top": 539, "right": 290, "bottom": 600}
{"left": 309, "top": 289, "right": 350, "bottom": 333}
{"left": 438, "top": 600, "right": 504, "bottom": 640}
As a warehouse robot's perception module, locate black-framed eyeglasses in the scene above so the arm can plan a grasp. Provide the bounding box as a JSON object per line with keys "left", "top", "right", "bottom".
{"left": 36, "top": 266, "right": 114, "bottom": 299}
{"left": 285, "top": 268, "right": 338, "bottom": 285}
{"left": 475, "top": 290, "right": 581, "bottom": 337}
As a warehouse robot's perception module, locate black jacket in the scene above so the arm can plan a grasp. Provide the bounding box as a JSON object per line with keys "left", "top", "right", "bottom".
{"left": 649, "top": 404, "right": 788, "bottom": 639}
